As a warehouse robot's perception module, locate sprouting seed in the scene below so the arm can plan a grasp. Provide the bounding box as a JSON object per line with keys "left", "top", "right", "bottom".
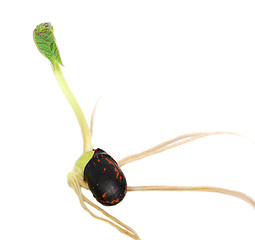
{"left": 33, "top": 22, "right": 255, "bottom": 240}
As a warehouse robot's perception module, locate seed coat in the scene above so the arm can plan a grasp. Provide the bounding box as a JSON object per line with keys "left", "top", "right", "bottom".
{"left": 84, "top": 148, "right": 127, "bottom": 206}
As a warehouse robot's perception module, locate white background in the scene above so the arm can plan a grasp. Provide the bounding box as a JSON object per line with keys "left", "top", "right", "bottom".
{"left": 0, "top": 1, "right": 255, "bottom": 239}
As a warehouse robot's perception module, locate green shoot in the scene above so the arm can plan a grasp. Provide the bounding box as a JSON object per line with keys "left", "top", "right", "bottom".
{"left": 33, "top": 22, "right": 92, "bottom": 154}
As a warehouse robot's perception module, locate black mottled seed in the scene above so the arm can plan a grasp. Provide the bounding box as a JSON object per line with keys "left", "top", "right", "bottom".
{"left": 84, "top": 148, "right": 127, "bottom": 206}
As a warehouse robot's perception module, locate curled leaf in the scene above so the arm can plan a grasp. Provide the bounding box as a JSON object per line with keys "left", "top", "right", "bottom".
{"left": 33, "top": 22, "right": 63, "bottom": 69}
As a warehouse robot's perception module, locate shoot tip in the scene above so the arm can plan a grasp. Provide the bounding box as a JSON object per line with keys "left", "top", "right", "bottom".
{"left": 33, "top": 22, "right": 63, "bottom": 68}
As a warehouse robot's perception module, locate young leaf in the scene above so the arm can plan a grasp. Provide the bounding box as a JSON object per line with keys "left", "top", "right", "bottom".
{"left": 33, "top": 22, "right": 63, "bottom": 69}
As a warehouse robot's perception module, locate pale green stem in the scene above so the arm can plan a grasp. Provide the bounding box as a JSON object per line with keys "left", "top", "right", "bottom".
{"left": 53, "top": 63, "right": 92, "bottom": 153}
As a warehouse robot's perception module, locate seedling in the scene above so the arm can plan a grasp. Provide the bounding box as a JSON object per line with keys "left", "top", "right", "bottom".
{"left": 34, "top": 22, "right": 255, "bottom": 239}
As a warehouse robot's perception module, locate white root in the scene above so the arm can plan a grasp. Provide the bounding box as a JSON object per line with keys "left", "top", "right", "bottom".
{"left": 68, "top": 173, "right": 140, "bottom": 240}
{"left": 127, "top": 185, "right": 255, "bottom": 209}
{"left": 118, "top": 131, "right": 254, "bottom": 167}
{"left": 68, "top": 131, "right": 255, "bottom": 239}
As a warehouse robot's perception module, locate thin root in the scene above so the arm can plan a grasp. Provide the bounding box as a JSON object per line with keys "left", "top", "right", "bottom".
{"left": 68, "top": 173, "right": 140, "bottom": 240}
{"left": 127, "top": 185, "right": 255, "bottom": 209}
{"left": 68, "top": 131, "right": 255, "bottom": 239}
{"left": 118, "top": 131, "right": 254, "bottom": 167}
{"left": 90, "top": 98, "right": 100, "bottom": 136}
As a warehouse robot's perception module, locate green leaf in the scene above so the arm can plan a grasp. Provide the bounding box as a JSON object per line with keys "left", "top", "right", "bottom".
{"left": 33, "top": 22, "right": 63, "bottom": 68}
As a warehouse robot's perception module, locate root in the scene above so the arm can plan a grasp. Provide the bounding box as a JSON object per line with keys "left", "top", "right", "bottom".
{"left": 118, "top": 131, "right": 254, "bottom": 167}
{"left": 67, "top": 131, "right": 255, "bottom": 239}
{"left": 127, "top": 185, "right": 255, "bottom": 209}
{"left": 90, "top": 98, "right": 100, "bottom": 136}
{"left": 68, "top": 172, "right": 140, "bottom": 240}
